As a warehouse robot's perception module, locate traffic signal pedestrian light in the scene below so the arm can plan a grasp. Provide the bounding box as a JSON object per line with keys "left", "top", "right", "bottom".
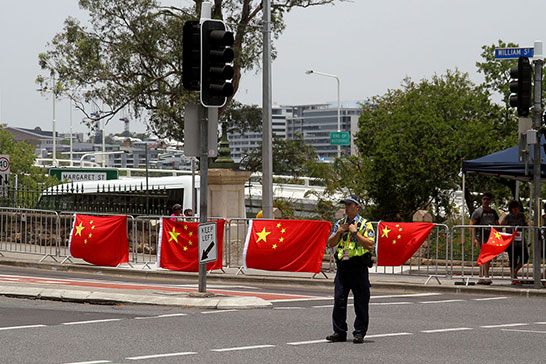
{"left": 200, "top": 19, "right": 234, "bottom": 107}
{"left": 509, "top": 56, "right": 533, "bottom": 117}
{"left": 183, "top": 20, "right": 201, "bottom": 91}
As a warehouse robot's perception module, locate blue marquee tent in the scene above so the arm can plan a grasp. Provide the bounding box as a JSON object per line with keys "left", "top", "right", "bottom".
{"left": 462, "top": 138, "right": 546, "bottom": 181}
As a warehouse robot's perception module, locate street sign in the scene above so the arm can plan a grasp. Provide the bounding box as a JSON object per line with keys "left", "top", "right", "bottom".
{"left": 494, "top": 47, "right": 534, "bottom": 59}
{"left": 0, "top": 155, "right": 10, "bottom": 198}
{"left": 198, "top": 222, "right": 217, "bottom": 263}
{"left": 49, "top": 168, "right": 119, "bottom": 182}
{"left": 330, "top": 131, "right": 350, "bottom": 146}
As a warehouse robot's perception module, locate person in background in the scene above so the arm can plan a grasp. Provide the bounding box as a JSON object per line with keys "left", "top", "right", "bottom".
{"left": 326, "top": 195, "right": 375, "bottom": 344}
{"left": 170, "top": 204, "right": 183, "bottom": 221}
{"left": 184, "top": 208, "right": 193, "bottom": 217}
{"left": 500, "top": 200, "right": 528, "bottom": 285}
{"left": 470, "top": 192, "right": 499, "bottom": 285}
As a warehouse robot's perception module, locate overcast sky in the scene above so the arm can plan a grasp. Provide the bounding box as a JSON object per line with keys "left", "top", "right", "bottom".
{"left": 1, "top": 0, "right": 546, "bottom": 136}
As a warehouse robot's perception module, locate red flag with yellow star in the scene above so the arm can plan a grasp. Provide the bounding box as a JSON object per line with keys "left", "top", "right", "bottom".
{"left": 376, "top": 222, "right": 434, "bottom": 266}
{"left": 158, "top": 218, "right": 225, "bottom": 271}
{"left": 69, "top": 214, "right": 129, "bottom": 267}
{"left": 243, "top": 219, "right": 332, "bottom": 273}
{"left": 477, "top": 228, "right": 517, "bottom": 266}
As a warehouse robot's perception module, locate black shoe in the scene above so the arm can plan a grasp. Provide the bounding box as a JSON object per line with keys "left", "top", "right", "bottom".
{"left": 353, "top": 334, "right": 364, "bottom": 344}
{"left": 326, "top": 332, "right": 346, "bottom": 342}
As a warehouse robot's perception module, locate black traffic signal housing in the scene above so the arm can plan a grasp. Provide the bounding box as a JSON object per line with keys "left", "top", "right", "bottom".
{"left": 182, "top": 20, "right": 201, "bottom": 91}
{"left": 200, "top": 19, "right": 234, "bottom": 107}
{"left": 509, "top": 56, "right": 533, "bottom": 117}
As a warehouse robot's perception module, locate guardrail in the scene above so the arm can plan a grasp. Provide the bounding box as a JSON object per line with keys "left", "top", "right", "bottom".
{"left": 0, "top": 207, "right": 544, "bottom": 284}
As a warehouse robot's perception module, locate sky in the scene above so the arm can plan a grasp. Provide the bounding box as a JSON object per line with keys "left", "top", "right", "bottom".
{"left": 1, "top": 0, "right": 546, "bottom": 136}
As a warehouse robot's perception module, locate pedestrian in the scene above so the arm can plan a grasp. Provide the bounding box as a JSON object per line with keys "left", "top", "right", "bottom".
{"left": 470, "top": 192, "right": 499, "bottom": 285}
{"left": 500, "top": 200, "right": 528, "bottom": 285}
{"left": 326, "top": 194, "right": 375, "bottom": 344}
{"left": 184, "top": 208, "right": 193, "bottom": 217}
{"left": 170, "top": 204, "right": 183, "bottom": 221}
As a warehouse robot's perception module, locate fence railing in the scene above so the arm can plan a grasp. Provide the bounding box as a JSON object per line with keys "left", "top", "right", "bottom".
{"left": 0, "top": 207, "right": 545, "bottom": 284}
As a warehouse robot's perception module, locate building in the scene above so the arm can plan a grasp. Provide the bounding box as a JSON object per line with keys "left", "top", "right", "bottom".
{"left": 227, "top": 101, "right": 364, "bottom": 162}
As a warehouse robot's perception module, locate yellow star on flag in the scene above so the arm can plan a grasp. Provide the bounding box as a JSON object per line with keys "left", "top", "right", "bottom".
{"left": 272, "top": 244, "right": 277, "bottom": 249}
{"left": 494, "top": 231, "right": 501, "bottom": 240}
{"left": 381, "top": 226, "right": 391, "bottom": 238}
{"left": 277, "top": 223, "right": 282, "bottom": 228}
{"left": 281, "top": 228, "right": 286, "bottom": 234}
{"left": 256, "top": 227, "right": 271, "bottom": 243}
{"left": 279, "top": 237, "right": 284, "bottom": 243}
{"left": 168, "top": 227, "right": 181, "bottom": 243}
{"left": 75, "top": 222, "right": 85, "bottom": 236}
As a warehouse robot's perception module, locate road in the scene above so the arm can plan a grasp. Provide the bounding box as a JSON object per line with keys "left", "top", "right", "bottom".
{"left": 0, "top": 267, "right": 545, "bottom": 363}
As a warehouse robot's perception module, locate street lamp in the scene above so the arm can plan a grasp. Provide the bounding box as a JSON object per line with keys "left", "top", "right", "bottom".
{"left": 305, "top": 70, "right": 341, "bottom": 158}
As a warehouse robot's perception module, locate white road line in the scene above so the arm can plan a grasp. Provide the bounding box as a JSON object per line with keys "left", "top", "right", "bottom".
{"left": 211, "top": 345, "right": 275, "bottom": 352}
{"left": 134, "top": 313, "right": 187, "bottom": 320}
{"left": 371, "top": 293, "right": 441, "bottom": 299}
{"left": 534, "top": 322, "right": 546, "bottom": 325}
{"left": 421, "top": 327, "right": 473, "bottom": 333}
{"left": 312, "top": 304, "right": 333, "bottom": 308}
{"left": 0, "top": 324, "right": 47, "bottom": 331}
{"left": 273, "top": 307, "right": 305, "bottom": 310}
{"left": 480, "top": 323, "right": 528, "bottom": 329}
{"left": 62, "top": 319, "right": 122, "bottom": 326}
{"left": 62, "top": 361, "right": 111, "bottom": 364}
{"left": 502, "top": 328, "right": 546, "bottom": 334}
{"left": 370, "top": 302, "right": 413, "bottom": 306}
{"left": 287, "top": 339, "right": 328, "bottom": 346}
{"left": 472, "top": 297, "right": 507, "bottom": 301}
{"left": 126, "top": 352, "right": 197, "bottom": 360}
{"left": 201, "top": 309, "right": 238, "bottom": 314}
{"left": 420, "top": 299, "right": 465, "bottom": 304}
{"left": 269, "top": 297, "right": 332, "bottom": 303}
{"left": 366, "top": 332, "right": 413, "bottom": 338}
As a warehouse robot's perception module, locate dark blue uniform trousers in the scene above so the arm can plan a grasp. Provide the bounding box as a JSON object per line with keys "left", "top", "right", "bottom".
{"left": 332, "top": 257, "right": 370, "bottom": 337}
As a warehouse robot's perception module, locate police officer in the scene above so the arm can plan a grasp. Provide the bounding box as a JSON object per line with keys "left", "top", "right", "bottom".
{"left": 326, "top": 195, "right": 375, "bottom": 344}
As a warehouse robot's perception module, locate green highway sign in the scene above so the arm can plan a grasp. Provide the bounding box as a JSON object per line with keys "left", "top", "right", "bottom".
{"left": 49, "top": 168, "right": 119, "bottom": 182}
{"left": 330, "top": 131, "right": 350, "bottom": 146}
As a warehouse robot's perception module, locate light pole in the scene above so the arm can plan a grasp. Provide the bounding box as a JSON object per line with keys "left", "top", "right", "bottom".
{"left": 52, "top": 74, "right": 57, "bottom": 167}
{"left": 305, "top": 70, "right": 341, "bottom": 158}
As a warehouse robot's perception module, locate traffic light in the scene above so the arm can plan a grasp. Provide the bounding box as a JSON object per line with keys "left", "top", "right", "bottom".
{"left": 183, "top": 20, "right": 201, "bottom": 91}
{"left": 200, "top": 19, "right": 234, "bottom": 107}
{"left": 509, "top": 56, "right": 533, "bottom": 117}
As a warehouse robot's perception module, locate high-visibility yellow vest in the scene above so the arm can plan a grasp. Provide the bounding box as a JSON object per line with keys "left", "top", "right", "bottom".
{"left": 336, "top": 216, "right": 374, "bottom": 260}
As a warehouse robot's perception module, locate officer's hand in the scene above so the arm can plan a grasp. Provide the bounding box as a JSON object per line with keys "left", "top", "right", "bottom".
{"left": 348, "top": 223, "right": 357, "bottom": 234}
{"left": 339, "top": 223, "right": 349, "bottom": 233}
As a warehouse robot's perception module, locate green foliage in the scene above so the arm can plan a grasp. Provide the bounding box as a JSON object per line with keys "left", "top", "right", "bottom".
{"left": 37, "top": 0, "right": 342, "bottom": 142}
{"left": 354, "top": 70, "right": 515, "bottom": 222}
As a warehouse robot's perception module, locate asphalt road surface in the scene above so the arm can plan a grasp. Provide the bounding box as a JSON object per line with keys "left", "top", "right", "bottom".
{"left": 0, "top": 267, "right": 545, "bottom": 363}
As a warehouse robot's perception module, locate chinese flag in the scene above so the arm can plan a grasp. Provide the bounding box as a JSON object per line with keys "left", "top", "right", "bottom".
{"left": 376, "top": 222, "right": 434, "bottom": 266}
{"left": 158, "top": 218, "right": 225, "bottom": 272}
{"left": 477, "top": 228, "right": 517, "bottom": 266}
{"left": 69, "top": 214, "right": 129, "bottom": 267}
{"left": 243, "top": 219, "right": 332, "bottom": 273}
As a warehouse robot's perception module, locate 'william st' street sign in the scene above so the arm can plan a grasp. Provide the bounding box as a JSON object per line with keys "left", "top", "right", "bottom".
{"left": 494, "top": 47, "right": 534, "bottom": 60}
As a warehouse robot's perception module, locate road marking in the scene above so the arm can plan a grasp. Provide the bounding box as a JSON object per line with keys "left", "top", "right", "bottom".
{"left": 287, "top": 339, "right": 328, "bottom": 345}
{"left": 366, "top": 332, "right": 413, "bottom": 338}
{"left": 534, "top": 322, "right": 546, "bottom": 325}
{"left": 480, "top": 323, "right": 528, "bottom": 328}
{"left": 201, "top": 309, "right": 238, "bottom": 314}
{"left": 269, "top": 296, "right": 332, "bottom": 303}
{"left": 420, "top": 299, "right": 465, "bottom": 304}
{"left": 126, "top": 352, "right": 197, "bottom": 360}
{"left": 421, "top": 327, "right": 473, "bottom": 333}
{"left": 472, "top": 296, "right": 507, "bottom": 301}
{"left": 371, "top": 302, "right": 413, "bottom": 306}
{"left": 211, "top": 344, "right": 275, "bottom": 352}
{"left": 312, "top": 304, "right": 333, "bottom": 308}
{"left": 371, "top": 293, "right": 441, "bottom": 299}
{"left": 62, "top": 361, "right": 111, "bottom": 364}
{"left": 0, "top": 324, "right": 46, "bottom": 331}
{"left": 62, "top": 319, "right": 122, "bottom": 326}
{"left": 273, "top": 306, "right": 305, "bottom": 310}
{"left": 502, "top": 328, "right": 546, "bottom": 334}
{"left": 134, "top": 313, "right": 187, "bottom": 320}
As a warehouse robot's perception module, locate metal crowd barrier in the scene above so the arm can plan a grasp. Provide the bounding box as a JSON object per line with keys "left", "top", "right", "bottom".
{"left": 0, "top": 207, "right": 60, "bottom": 262}
{"left": 451, "top": 224, "right": 545, "bottom": 285}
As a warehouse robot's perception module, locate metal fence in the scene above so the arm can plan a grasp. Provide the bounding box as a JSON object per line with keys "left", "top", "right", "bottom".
{"left": 0, "top": 207, "right": 544, "bottom": 284}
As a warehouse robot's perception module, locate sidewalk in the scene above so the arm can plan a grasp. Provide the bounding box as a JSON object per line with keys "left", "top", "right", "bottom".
{"left": 0, "top": 251, "right": 545, "bottom": 309}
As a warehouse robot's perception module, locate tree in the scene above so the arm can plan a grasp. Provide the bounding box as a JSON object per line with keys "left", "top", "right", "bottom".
{"left": 352, "top": 70, "right": 514, "bottom": 222}
{"left": 37, "top": 0, "right": 344, "bottom": 141}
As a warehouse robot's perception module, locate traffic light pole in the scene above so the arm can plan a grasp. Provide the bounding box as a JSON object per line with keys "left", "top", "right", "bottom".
{"left": 199, "top": 104, "right": 208, "bottom": 293}
{"left": 532, "top": 51, "right": 543, "bottom": 289}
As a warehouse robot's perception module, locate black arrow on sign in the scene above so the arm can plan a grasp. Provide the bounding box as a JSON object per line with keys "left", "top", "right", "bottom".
{"left": 201, "top": 241, "right": 215, "bottom": 261}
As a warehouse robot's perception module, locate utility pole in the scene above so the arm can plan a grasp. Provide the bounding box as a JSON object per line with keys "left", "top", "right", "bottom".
{"left": 532, "top": 40, "right": 543, "bottom": 289}
{"left": 262, "top": 0, "right": 273, "bottom": 218}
